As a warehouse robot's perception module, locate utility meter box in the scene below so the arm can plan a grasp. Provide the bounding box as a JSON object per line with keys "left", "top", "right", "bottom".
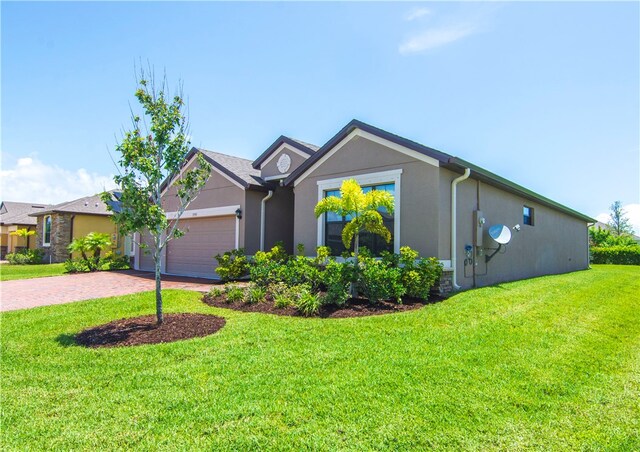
{"left": 474, "top": 210, "right": 484, "bottom": 247}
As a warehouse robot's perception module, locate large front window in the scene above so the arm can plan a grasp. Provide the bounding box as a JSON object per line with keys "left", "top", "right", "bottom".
{"left": 43, "top": 215, "right": 52, "bottom": 246}
{"left": 324, "top": 183, "right": 395, "bottom": 256}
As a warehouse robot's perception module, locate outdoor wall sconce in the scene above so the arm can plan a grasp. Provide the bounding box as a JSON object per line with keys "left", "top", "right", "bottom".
{"left": 235, "top": 208, "right": 242, "bottom": 219}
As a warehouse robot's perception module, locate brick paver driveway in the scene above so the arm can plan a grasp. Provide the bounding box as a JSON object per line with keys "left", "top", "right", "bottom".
{"left": 0, "top": 270, "right": 216, "bottom": 312}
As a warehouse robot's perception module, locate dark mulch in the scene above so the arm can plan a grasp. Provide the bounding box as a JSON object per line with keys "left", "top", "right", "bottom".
{"left": 75, "top": 313, "right": 226, "bottom": 348}
{"left": 202, "top": 293, "right": 444, "bottom": 318}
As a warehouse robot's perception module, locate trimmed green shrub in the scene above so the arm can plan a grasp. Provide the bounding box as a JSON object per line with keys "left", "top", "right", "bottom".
{"left": 214, "top": 248, "right": 249, "bottom": 281}
{"left": 224, "top": 284, "right": 245, "bottom": 303}
{"left": 591, "top": 246, "right": 640, "bottom": 265}
{"left": 64, "top": 258, "right": 90, "bottom": 273}
{"left": 208, "top": 287, "right": 223, "bottom": 298}
{"left": 357, "top": 256, "right": 405, "bottom": 303}
{"left": 279, "top": 256, "right": 322, "bottom": 290}
{"left": 321, "top": 260, "right": 353, "bottom": 306}
{"left": 100, "top": 252, "right": 130, "bottom": 270}
{"left": 6, "top": 249, "right": 44, "bottom": 265}
{"left": 398, "top": 247, "right": 443, "bottom": 299}
{"left": 249, "top": 243, "right": 290, "bottom": 287}
{"left": 245, "top": 284, "right": 267, "bottom": 304}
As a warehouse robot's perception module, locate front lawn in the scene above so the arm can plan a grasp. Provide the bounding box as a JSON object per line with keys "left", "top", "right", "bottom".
{"left": 1, "top": 265, "right": 638, "bottom": 450}
{"left": 0, "top": 263, "right": 67, "bottom": 281}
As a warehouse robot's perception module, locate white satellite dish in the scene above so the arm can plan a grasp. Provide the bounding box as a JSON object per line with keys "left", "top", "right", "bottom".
{"left": 488, "top": 224, "right": 512, "bottom": 245}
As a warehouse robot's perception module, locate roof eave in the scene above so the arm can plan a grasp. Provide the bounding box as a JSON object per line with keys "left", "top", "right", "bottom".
{"left": 446, "top": 157, "right": 596, "bottom": 223}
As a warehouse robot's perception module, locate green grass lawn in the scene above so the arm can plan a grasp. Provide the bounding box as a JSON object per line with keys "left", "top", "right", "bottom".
{"left": 0, "top": 262, "right": 67, "bottom": 281}
{"left": 2, "top": 265, "right": 638, "bottom": 450}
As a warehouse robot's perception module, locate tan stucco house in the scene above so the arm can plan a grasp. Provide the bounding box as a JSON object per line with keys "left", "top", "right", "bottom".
{"left": 0, "top": 202, "right": 50, "bottom": 258}
{"left": 135, "top": 119, "right": 595, "bottom": 290}
{"left": 31, "top": 193, "right": 129, "bottom": 263}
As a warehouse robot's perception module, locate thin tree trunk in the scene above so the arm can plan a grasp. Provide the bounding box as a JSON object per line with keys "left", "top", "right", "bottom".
{"left": 154, "top": 239, "right": 163, "bottom": 325}
{"left": 351, "top": 233, "right": 359, "bottom": 297}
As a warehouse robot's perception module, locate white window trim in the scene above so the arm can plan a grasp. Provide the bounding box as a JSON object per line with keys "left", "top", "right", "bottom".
{"left": 294, "top": 128, "right": 438, "bottom": 187}
{"left": 316, "top": 169, "right": 402, "bottom": 254}
{"left": 259, "top": 144, "right": 310, "bottom": 169}
{"left": 43, "top": 215, "right": 52, "bottom": 247}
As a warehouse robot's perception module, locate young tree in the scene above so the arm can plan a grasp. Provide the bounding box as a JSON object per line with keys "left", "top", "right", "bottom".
{"left": 315, "top": 179, "right": 394, "bottom": 296}
{"left": 9, "top": 228, "right": 36, "bottom": 249}
{"left": 607, "top": 201, "right": 635, "bottom": 236}
{"left": 102, "top": 70, "right": 211, "bottom": 325}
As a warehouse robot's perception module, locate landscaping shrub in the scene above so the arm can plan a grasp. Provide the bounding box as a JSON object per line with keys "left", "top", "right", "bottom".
{"left": 214, "top": 248, "right": 249, "bottom": 281}
{"left": 224, "top": 284, "right": 245, "bottom": 303}
{"left": 591, "top": 245, "right": 640, "bottom": 265}
{"left": 279, "top": 256, "right": 322, "bottom": 290}
{"left": 357, "top": 256, "right": 405, "bottom": 303}
{"left": 209, "top": 287, "right": 223, "bottom": 298}
{"left": 64, "top": 258, "right": 90, "bottom": 273}
{"left": 6, "top": 249, "right": 44, "bottom": 265}
{"left": 273, "top": 287, "right": 296, "bottom": 308}
{"left": 296, "top": 287, "right": 322, "bottom": 316}
{"left": 100, "top": 252, "right": 130, "bottom": 270}
{"left": 398, "top": 247, "right": 443, "bottom": 299}
{"left": 321, "top": 260, "right": 353, "bottom": 306}
{"left": 249, "top": 243, "right": 290, "bottom": 287}
{"left": 245, "top": 284, "right": 267, "bottom": 304}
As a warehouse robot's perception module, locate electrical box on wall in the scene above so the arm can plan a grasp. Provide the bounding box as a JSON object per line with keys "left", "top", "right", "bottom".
{"left": 474, "top": 210, "right": 484, "bottom": 247}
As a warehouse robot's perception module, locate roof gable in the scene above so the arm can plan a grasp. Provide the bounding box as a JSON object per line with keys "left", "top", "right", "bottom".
{"left": 252, "top": 136, "right": 318, "bottom": 169}
{"left": 196, "top": 148, "right": 266, "bottom": 189}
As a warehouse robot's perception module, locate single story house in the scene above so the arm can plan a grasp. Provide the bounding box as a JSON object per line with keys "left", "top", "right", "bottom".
{"left": 135, "top": 119, "right": 595, "bottom": 290}
{"left": 31, "top": 193, "right": 130, "bottom": 263}
{"left": 591, "top": 221, "right": 640, "bottom": 244}
{"left": 0, "top": 202, "right": 50, "bottom": 258}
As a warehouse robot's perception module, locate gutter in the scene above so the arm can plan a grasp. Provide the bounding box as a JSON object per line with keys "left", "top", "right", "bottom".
{"left": 451, "top": 168, "right": 471, "bottom": 290}
{"left": 260, "top": 190, "right": 274, "bottom": 251}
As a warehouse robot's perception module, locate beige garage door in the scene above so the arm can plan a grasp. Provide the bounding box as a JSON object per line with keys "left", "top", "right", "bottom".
{"left": 138, "top": 230, "right": 156, "bottom": 272}
{"left": 166, "top": 216, "right": 236, "bottom": 278}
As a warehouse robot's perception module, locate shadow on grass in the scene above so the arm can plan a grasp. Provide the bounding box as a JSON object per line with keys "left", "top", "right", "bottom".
{"left": 55, "top": 333, "right": 78, "bottom": 347}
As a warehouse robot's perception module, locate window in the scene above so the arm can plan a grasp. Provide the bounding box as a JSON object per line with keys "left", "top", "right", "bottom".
{"left": 523, "top": 206, "right": 534, "bottom": 226}
{"left": 324, "top": 183, "right": 395, "bottom": 256}
{"left": 43, "top": 215, "right": 52, "bottom": 246}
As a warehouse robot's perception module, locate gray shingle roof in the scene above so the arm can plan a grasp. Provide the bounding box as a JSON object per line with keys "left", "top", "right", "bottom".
{"left": 288, "top": 138, "right": 320, "bottom": 152}
{"left": 197, "top": 148, "right": 265, "bottom": 188}
{"left": 0, "top": 201, "right": 50, "bottom": 226}
{"left": 33, "top": 193, "right": 112, "bottom": 217}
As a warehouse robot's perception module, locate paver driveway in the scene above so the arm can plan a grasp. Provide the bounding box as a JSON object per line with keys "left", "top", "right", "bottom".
{"left": 0, "top": 270, "right": 215, "bottom": 312}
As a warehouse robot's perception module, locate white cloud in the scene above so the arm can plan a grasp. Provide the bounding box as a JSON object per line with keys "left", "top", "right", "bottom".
{"left": 0, "top": 155, "right": 117, "bottom": 205}
{"left": 405, "top": 8, "right": 431, "bottom": 21}
{"left": 595, "top": 203, "right": 640, "bottom": 235}
{"left": 399, "top": 22, "right": 477, "bottom": 54}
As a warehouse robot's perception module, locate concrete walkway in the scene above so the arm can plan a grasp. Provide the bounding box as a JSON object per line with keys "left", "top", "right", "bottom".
{"left": 0, "top": 270, "right": 216, "bottom": 312}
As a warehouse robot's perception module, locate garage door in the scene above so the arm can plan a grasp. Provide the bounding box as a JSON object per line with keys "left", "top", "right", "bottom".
{"left": 138, "top": 230, "right": 155, "bottom": 272}
{"left": 165, "top": 216, "right": 236, "bottom": 278}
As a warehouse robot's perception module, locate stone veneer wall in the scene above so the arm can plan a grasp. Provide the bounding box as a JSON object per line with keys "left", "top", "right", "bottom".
{"left": 36, "top": 213, "right": 73, "bottom": 263}
{"left": 437, "top": 269, "right": 454, "bottom": 295}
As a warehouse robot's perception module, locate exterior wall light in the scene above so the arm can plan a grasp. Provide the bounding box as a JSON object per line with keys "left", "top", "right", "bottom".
{"left": 235, "top": 208, "right": 242, "bottom": 219}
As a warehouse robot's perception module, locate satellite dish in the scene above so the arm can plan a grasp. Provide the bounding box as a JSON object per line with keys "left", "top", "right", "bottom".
{"left": 488, "top": 224, "right": 512, "bottom": 245}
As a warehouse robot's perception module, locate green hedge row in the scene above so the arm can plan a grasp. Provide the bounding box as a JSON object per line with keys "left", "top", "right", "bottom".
{"left": 591, "top": 246, "right": 640, "bottom": 265}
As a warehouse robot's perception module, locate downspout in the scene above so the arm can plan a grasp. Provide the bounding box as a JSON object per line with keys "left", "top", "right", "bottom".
{"left": 451, "top": 167, "right": 471, "bottom": 290}
{"left": 260, "top": 190, "right": 274, "bottom": 251}
{"left": 69, "top": 215, "right": 75, "bottom": 260}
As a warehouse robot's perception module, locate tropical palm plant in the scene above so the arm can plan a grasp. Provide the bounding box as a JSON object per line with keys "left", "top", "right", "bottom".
{"left": 9, "top": 228, "right": 36, "bottom": 250}
{"left": 314, "top": 179, "right": 394, "bottom": 263}
{"left": 68, "top": 232, "right": 112, "bottom": 271}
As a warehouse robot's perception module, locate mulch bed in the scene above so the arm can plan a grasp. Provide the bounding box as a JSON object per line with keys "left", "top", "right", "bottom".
{"left": 202, "top": 293, "right": 444, "bottom": 318}
{"left": 75, "top": 313, "right": 226, "bottom": 348}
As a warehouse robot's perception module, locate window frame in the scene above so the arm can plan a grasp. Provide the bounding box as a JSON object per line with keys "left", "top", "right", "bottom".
{"left": 523, "top": 206, "right": 534, "bottom": 226}
{"left": 316, "top": 169, "right": 402, "bottom": 255}
{"left": 43, "top": 215, "right": 52, "bottom": 246}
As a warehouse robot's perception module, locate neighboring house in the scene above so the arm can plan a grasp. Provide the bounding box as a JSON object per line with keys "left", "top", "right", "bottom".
{"left": 30, "top": 193, "right": 130, "bottom": 263}
{"left": 0, "top": 202, "right": 50, "bottom": 258}
{"left": 134, "top": 119, "right": 595, "bottom": 289}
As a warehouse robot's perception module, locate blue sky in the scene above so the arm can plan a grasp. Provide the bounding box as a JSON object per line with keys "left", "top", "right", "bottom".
{"left": 2, "top": 2, "right": 639, "bottom": 230}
